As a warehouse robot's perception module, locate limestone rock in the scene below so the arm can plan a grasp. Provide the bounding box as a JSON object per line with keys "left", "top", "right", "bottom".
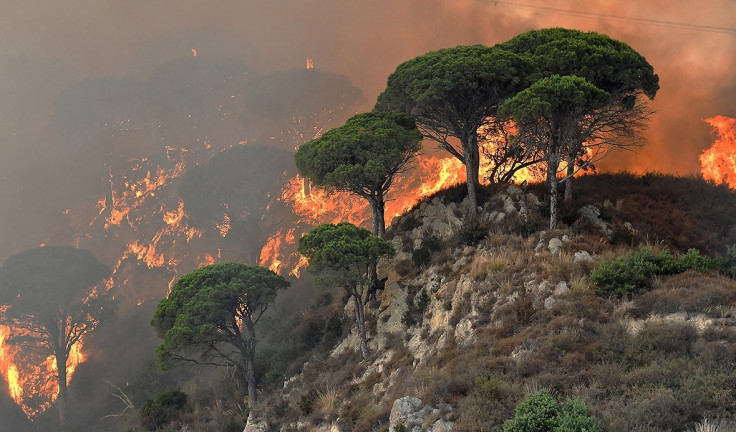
{"left": 243, "top": 413, "right": 267, "bottom": 432}
{"left": 548, "top": 238, "right": 563, "bottom": 254}
{"left": 578, "top": 205, "right": 613, "bottom": 240}
{"left": 388, "top": 396, "right": 438, "bottom": 432}
{"left": 573, "top": 250, "right": 593, "bottom": 263}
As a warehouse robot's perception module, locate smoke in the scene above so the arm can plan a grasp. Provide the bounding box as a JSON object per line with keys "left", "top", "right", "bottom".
{"left": 0, "top": 0, "right": 734, "bottom": 423}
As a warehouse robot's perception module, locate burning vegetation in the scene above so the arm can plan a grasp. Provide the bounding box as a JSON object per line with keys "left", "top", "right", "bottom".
{"left": 0, "top": 14, "right": 733, "bottom": 430}
{"left": 701, "top": 115, "right": 736, "bottom": 189}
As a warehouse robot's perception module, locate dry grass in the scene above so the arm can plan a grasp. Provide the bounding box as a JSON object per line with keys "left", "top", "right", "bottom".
{"left": 315, "top": 386, "right": 339, "bottom": 414}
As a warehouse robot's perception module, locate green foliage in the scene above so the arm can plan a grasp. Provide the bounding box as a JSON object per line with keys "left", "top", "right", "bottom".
{"left": 376, "top": 44, "right": 532, "bottom": 207}
{"left": 593, "top": 247, "right": 722, "bottom": 298}
{"left": 678, "top": 248, "right": 718, "bottom": 273}
{"left": 295, "top": 111, "right": 422, "bottom": 235}
{"left": 411, "top": 235, "right": 443, "bottom": 267}
{"left": 503, "top": 390, "right": 602, "bottom": 432}
{"left": 298, "top": 223, "right": 395, "bottom": 292}
{"left": 295, "top": 111, "right": 421, "bottom": 192}
{"left": 592, "top": 247, "right": 678, "bottom": 297}
{"left": 719, "top": 244, "right": 736, "bottom": 279}
{"left": 139, "top": 390, "right": 188, "bottom": 431}
{"left": 151, "top": 263, "right": 289, "bottom": 378}
{"left": 402, "top": 289, "right": 430, "bottom": 327}
{"left": 499, "top": 74, "right": 610, "bottom": 124}
{"left": 497, "top": 27, "right": 659, "bottom": 98}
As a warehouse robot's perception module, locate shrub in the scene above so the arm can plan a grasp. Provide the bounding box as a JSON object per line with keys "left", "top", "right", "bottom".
{"left": 503, "top": 389, "right": 602, "bottom": 432}
{"left": 719, "top": 244, "right": 736, "bottom": 279}
{"left": 140, "top": 389, "right": 188, "bottom": 431}
{"left": 402, "top": 289, "right": 430, "bottom": 327}
{"left": 455, "top": 215, "right": 492, "bottom": 246}
{"left": 411, "top": 235, "right": 444, "bottom": 267}
{"left": 592, "top": 247, "right": 677, "bottom": 297}
{"left": 678, "top": 249, "right": 718, "bottom": 272}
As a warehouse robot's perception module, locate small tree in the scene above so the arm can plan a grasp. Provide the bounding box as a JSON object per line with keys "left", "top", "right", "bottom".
{"left": 375, "top": 45, "right": 530, "bottom": 210}
{"left": 0, "top": 246, "right": 113, "bottom": 432}
{"left": 151, "top": 263, "right": 289, "bottom": 405}
{"left": 298, "top": 223, "right": 394, "bottom": 360}
{"left": 503, "top": 390, "right": 602, "bottom": 432}
{"left": 295, "top": 111, "right": 422, "bottom": 237}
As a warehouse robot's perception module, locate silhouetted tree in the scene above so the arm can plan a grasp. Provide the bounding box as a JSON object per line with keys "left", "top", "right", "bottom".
{"left": 179, "top": 143, "right": 296, "bottom": 264}
{"left": 375, "top": 45, "right": 530, "bottom": 210}
{"left": 0, "top": 246, "right": 113, "bottom": 432}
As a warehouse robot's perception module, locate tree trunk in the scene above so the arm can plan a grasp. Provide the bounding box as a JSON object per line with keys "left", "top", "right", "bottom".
{"left": 369, "top": 195, "right": 386, "bottom": 238}
{"left": 245, "top": 322, "right": 258, "bottom": 405}
{"left": 56, "top": 351, "right": 67, "bottom": 432}
{"left": 548, "top": 153, "right": 561, "bottom": 230}
{"left": 462, "top": 132, "right": 480, "bottom": 211}
{"left": 563, "top": 156, "right": 575, "bottom": 204}
{"left": 352, "top": 295, "right": 370, "bottom": 360}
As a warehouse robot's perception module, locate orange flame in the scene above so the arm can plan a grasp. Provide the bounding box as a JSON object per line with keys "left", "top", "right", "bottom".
{"left": 0, "top": 324, "right": 85, "bottom": 418}
{"left": 191, "top": 48, "right": 198, "bottom": 57}
{"left": 260, "top": 232, "right": 284, "bottom": 274}
{"left": 700, "top": 115, "right": 736, "bottom": 189}
{"left": 306, "top": 57, "right": 314, "bottom": 69}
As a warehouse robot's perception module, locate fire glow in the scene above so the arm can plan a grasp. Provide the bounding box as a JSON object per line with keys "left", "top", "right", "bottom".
{"left": 0, "top": 325, "right": 84, "bottom": 418}
{"left": 700, "top": 115, "right": 736, "bottom": 189}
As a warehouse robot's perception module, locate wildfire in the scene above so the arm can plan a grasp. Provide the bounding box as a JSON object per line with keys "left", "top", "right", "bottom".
{"left": 306, "top": 57, "right": 314, "bottom": 69}
{"left": 260, "top": 232, "right": 284, "bottom": 273}
{"left": 285, "top": 154, "right": 468, "bottom": 230}
{"left": 192, "top": 48, "right": 198, "bottom": 57}
{"left": 700, "top": 115, "right": 736, "bottom": 189}
{"left": 0, "top": 324, "right": 85, "bottom": 418}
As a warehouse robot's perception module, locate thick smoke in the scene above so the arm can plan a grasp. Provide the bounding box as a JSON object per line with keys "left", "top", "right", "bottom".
{"left": 0, "top": 1, "right": 733, "bottom": 427}
{"left": 1, "top": 0, "right": 734, "bottom": 261}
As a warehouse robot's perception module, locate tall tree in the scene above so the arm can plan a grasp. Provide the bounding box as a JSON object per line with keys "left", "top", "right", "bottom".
{"left": 294, "top": 112, "right": 422, "bottom": 237}
{"left": 375, "top": 45, "right": 530, "bottom": 210}
{"left": 499, "top": 75, "right": 610, "bottom": 229}
{"left": 151, "top": 263, "right": 289, "bottom": 405}
{"left": 498, "top": 27, "right": 659, "bottom": 207}
{"left": 298, "top": 223, "right": 394, "bottom": 360}
{"left": 0, "top": 246, "right": 113, "bottom": 432}
{"left": 179, "top": 143, "right": 296, "bottom": 264}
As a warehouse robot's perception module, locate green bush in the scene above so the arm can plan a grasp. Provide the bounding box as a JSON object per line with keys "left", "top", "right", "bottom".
{"left": 402, "top": 289, "right": 430, "bottom": 327}
{"left": 719, "top": 244, "right": 736, "bottom": 278}
{"left": 592, "top": 247, "right": 678, "bottom": 297}
{"left": 411, "top": 235, "right": 444, "bottom": 267}
{"left": 503, "top": 390, "right": 601, "bottom": 432}
{"left": 677, "top": 248, "right": 718, "bottom": 272}
{"left": 140, "top": 389, "right": 188, "bottom": 431}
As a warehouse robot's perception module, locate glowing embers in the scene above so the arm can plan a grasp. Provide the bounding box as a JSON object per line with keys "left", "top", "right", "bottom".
{"left": 701, "top": 116, "right": 736, "bottom": 189}
{"left": 0, "top": 325, "right": 84, "bottom": 418}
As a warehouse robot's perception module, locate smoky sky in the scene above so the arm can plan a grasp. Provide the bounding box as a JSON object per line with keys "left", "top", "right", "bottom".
{"left": 1, "top": 0, "right": 735, "bottom": 262}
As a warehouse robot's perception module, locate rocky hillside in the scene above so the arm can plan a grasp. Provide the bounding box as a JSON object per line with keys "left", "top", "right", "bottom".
{"left": 244, "top": 174, "right": 736, "bottom": 432}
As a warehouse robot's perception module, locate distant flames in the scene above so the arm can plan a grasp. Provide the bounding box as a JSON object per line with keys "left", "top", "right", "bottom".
{"left": 306, "top": 57, "right": 314, "bottom": 69}
{"left": 700, "top": 116, "right": 736, "bottom": 189}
